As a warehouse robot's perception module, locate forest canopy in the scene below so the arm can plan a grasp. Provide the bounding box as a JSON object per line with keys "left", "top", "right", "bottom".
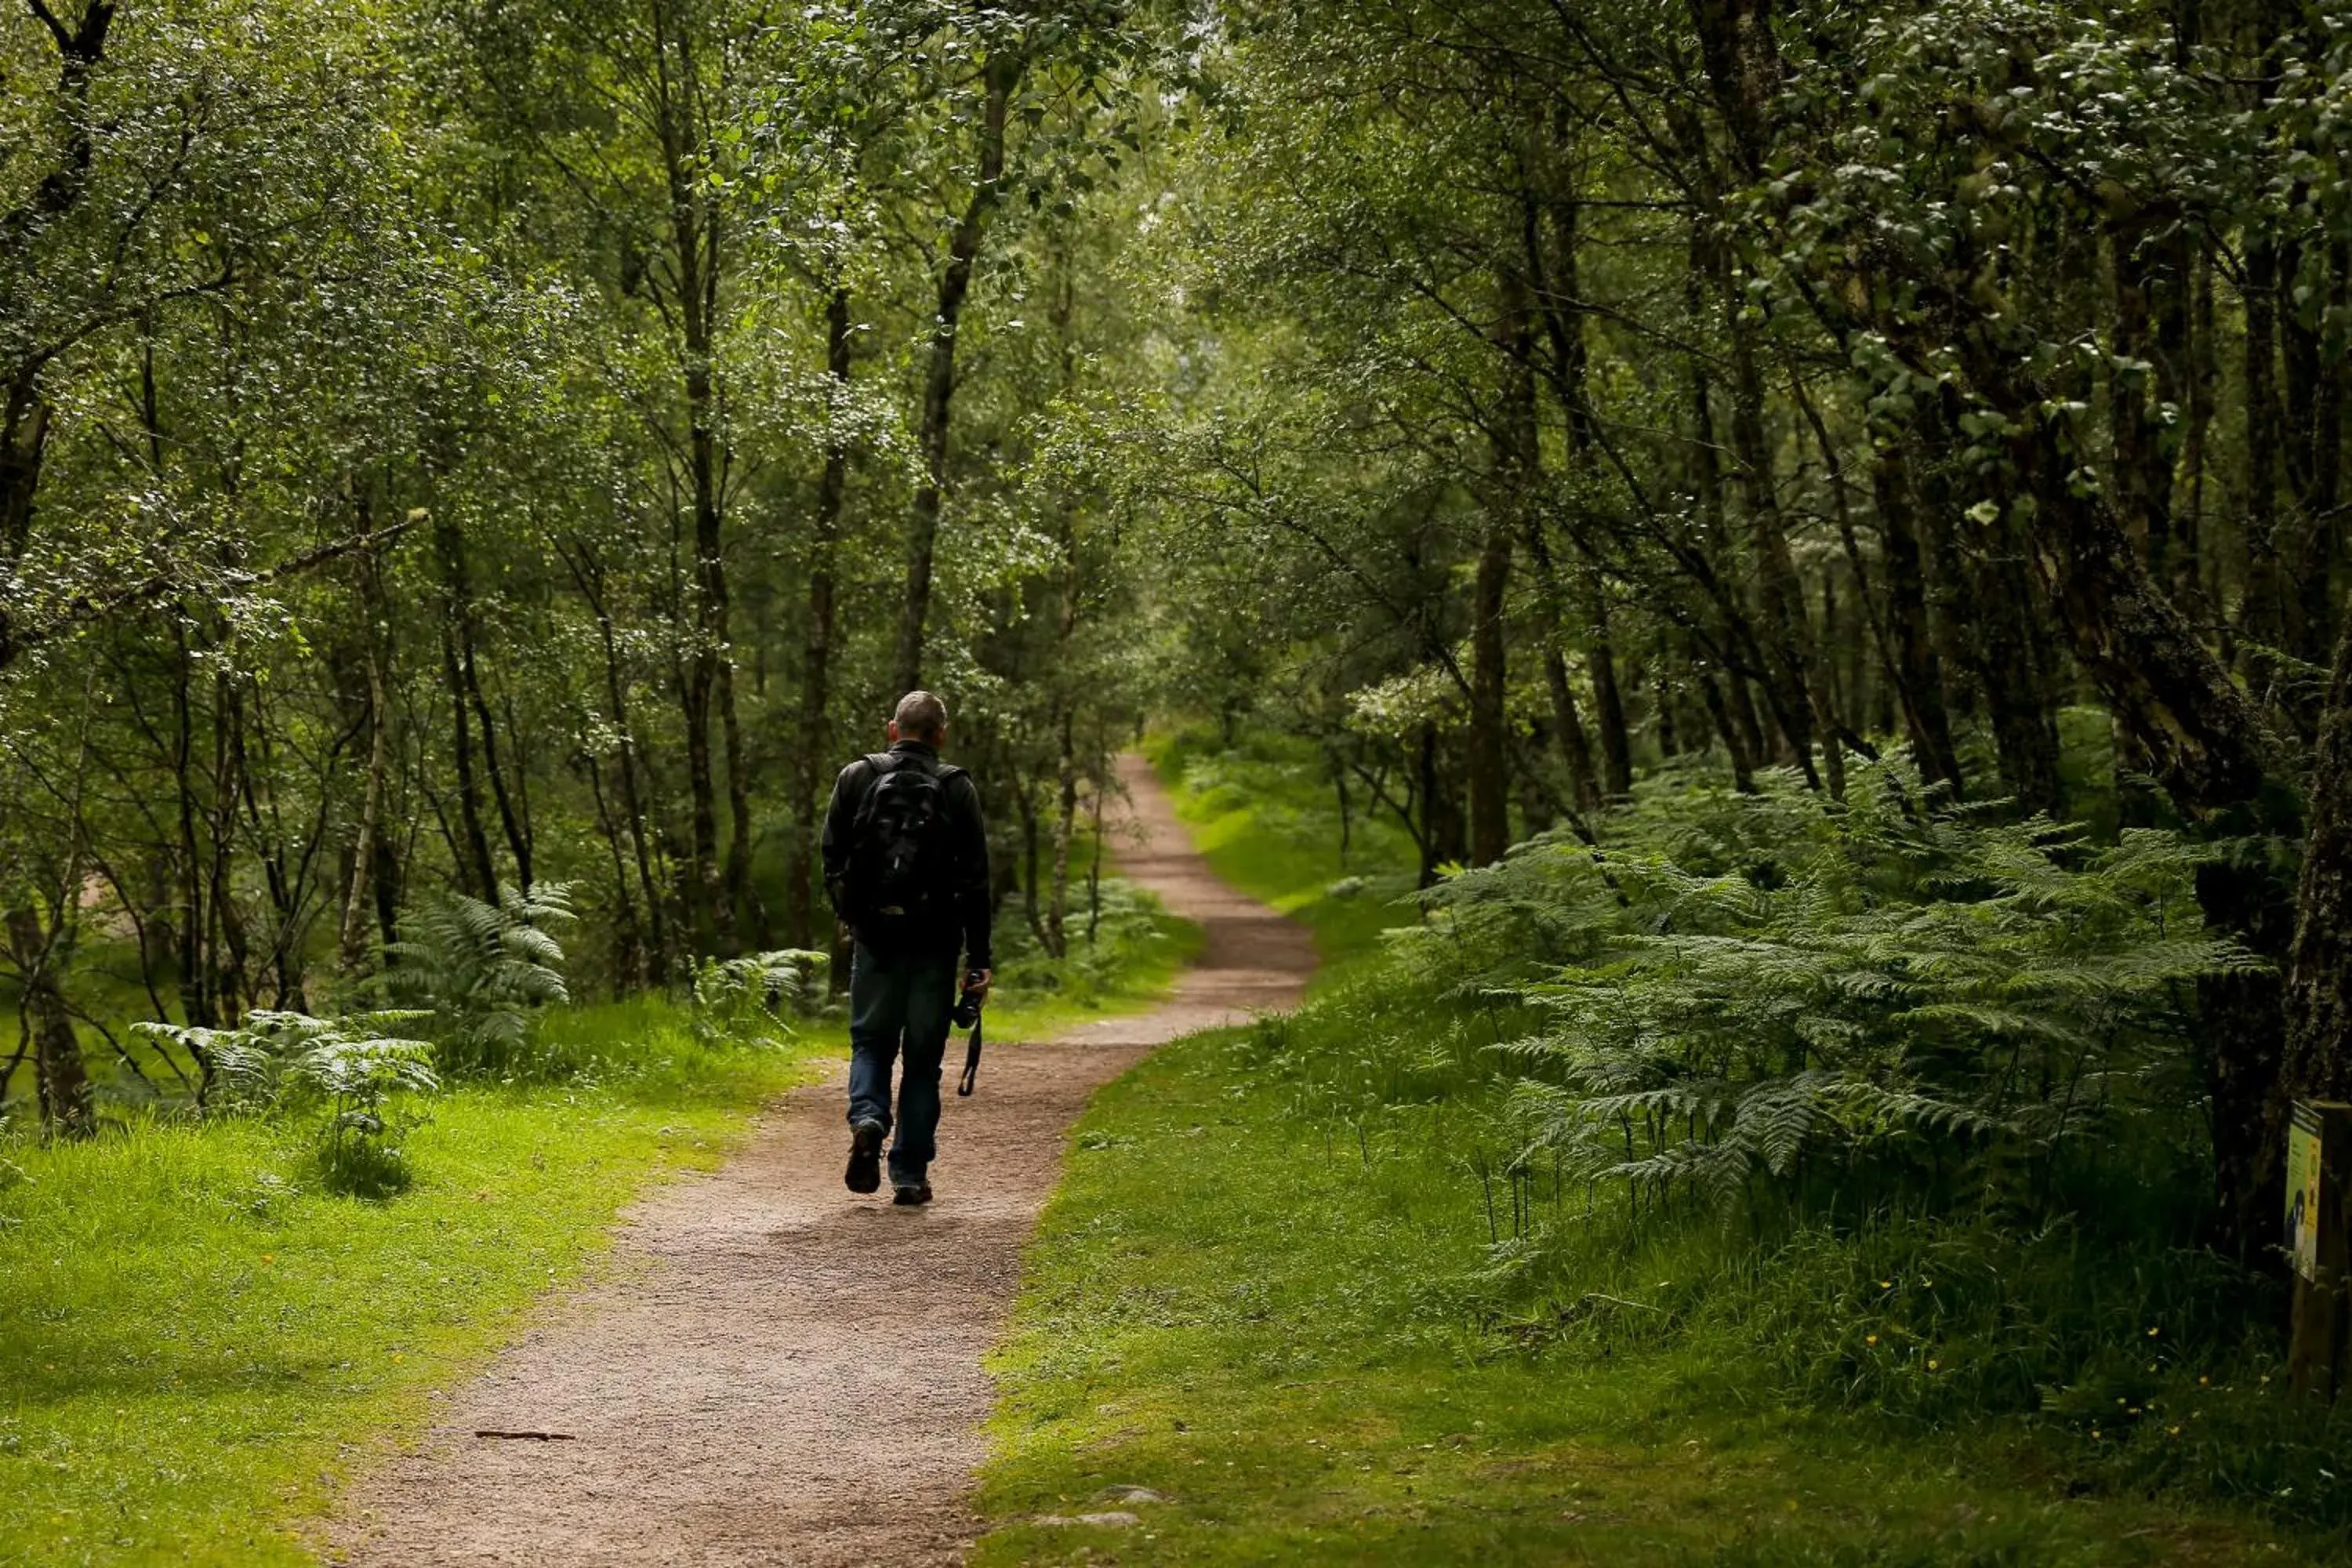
{"left": 5, "top": 0, "right": 2352, "bottom": 1292}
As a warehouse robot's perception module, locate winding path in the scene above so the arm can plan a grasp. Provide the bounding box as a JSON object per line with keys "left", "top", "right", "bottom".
{"left": 330, "top": 754, "right": 1314, "bottom": 1566}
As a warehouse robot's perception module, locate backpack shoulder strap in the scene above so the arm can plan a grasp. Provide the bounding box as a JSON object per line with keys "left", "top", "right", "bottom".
{"left": 848, "top": 754, "right": 896, "bottom": 825}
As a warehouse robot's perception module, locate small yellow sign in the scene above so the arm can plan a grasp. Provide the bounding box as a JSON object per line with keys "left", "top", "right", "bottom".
{"left": 2288, "top": 1104, "right": 2324, "bottom": 1282}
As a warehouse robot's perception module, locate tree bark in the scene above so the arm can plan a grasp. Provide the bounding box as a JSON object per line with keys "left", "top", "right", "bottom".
{"left": 434, "top": 522, "right": 499, "bottom": 902}
{"left": 2109, "top": 220, "right": 2189, "bottom": 578}
{"left": 1048, "top": 709, "right": 1077, "bottom": 959}
{"left": 895, "top": 49, "right": 1026, "bottom": 692}
{"left": 1719, "top": 247, "right": 1830, "bottom": 792}
{"left": 339, "top": 554, "right": 390, "bottom": 975}
{"left": 565, "top": 540, "right": 670, "bottom": 983}
{"left": 1526, "top": 522, "right": 1601, "bottom": 814}
{"left": 2285, "top": 604, "right": 2352, "bottom": 1104}
{"left": 169, "top": 619, "right": 212, "bottom": 1026}
{"left": 1689, "top": 0, "right": 1780, "bottom": 179}
{"left": 2285, "top": 239, "right": 2347, "bottom": 675}
{"left": 787, "top": 283, "right": 855, "bottom": 949}
{"left": 2241, "top": 234, "right": 2289, "bottom": 659}
{"left": 7, "top": 906, "right": 91, "bottom": 1137}
{"left": 1468, "top": 518, "right": 1513, "bottom": 866}
{"left": 2176, "top": 238, "right": 2216, "bottom": 614}
{"left": 1417, "top": 724, "right": 1468, "bottom": 886}
{"left": 646, "top": 0, "right": 750, "bottom": 949}
{"left": 1695, "top": 655, "right": 1758, "bottom": 792}
{"left": 1495, "top": 257, "right": 1598, "bottom": 814}
{"left": 1868, "top": 440, "right": 1965, "bottom": 792}
{"left": 0, "top": 3, "right": 115, "bottom": 666}
{"left": 1590, "top": 600, "right": 1635, "bottom": 797}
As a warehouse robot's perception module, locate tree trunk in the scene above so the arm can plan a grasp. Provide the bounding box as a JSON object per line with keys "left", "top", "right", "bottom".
{"left": 339, "top": 590, "right": 389, "bottom": 975}
{"left": 1912, "top": 405, "right": 2065, "bottom": 814}
{"left": 2109, "top": 220, "right": 2189, "bottom": 579}
{"left": 1014, "top": 770, "right": 1047, "bottom": 949}
{"left": 1468, "top": 518, "right": 1513, "bottom": 866}
{"left": 169, "top": 619, "right": 212, "bottom": 1026}
{"left": 1526, "top": 524, "right": 1601, "bottom": 814}
{"left": 895, "top": 50, "right": 1026, "bottom": 692}
{"left": 583, "top": 752, "right": 644, "bottom": 989}
{"left": 2241, "top": 235, "right": 2288, "bottom": 659}
{"left": 0, "top": 4, "right": 115, "bottom": 672}
{"left": 459, "top": 611, "right": 531, "bottom": 891}
{"left": 2176, "top": 239, "right": 2216, "bottom": 615}
{"left": 1870, "top": 441, "right": 1965, "bottom": 792}
{"left": 1496, "top": 260, "right": 1599, "bottom": 814}
{"left": 786, "top": 284, "right": 855, "bottom": 949}
{"left": 1726, "top": 664, "right": 1769, "bottom": 782}
{"left": 677, "top": 637, "right": 720, "bottom": 952}
{"left": 1698, "top": 666, "right": 1758, "bottom": 792}
{"left": 2285, "top": 239, "right": 2347, "bottom": 676}
{"left": 566, "top": 542, "right": 670, "bottom": 983}
{"left": 434, "top": 527, "right": 499, "bottom": 901}
{"left": 1590, "top": 602, "right": 1635, "bottom": 798}
{"left": 7, "top": 906, "right": 91, "bottom": 1138}
{"left": 1719, "top": 251, "right": 1828, "bottom": 792}
{"left": 1689, "top": 0, "right": 1780, "bottom": 179}
{"left": 1048, "top": 709, "right": 1077, "bottom": 959}
{"left": 644, "top": 3, "right": 746, "bottom": 951}
{"left": 2285, "top": 603, "right": 2352, "bottom": 1104}
{"left": 1417, "top": 724, "right": 1468, "bottom": 886}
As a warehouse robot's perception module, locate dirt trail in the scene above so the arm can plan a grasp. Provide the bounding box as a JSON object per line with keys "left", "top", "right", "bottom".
{"left": 330, "top": 754, "right": 1313, "bottom": 1566}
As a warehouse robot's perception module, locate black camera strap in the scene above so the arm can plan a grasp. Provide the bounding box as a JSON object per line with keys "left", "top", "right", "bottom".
{"left": 956, "top": 1009, "right": 984, "bottom": 1098}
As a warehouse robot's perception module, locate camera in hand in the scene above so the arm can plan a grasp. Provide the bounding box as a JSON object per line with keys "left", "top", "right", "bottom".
{"left": 951, "top": 973, "right": 985, "bottom": 1029}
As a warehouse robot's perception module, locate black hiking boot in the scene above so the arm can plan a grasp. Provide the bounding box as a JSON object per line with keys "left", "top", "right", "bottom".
{"left": 892, "top": 1181, "right": 933, "bottom": 1207}
{"left": 845, "top": 1120, "right": 884, "bottom": 1195}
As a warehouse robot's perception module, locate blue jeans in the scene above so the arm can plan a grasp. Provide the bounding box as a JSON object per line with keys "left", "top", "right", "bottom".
{"left": 846, "top": 942, "right": 958, "bottom": 1186}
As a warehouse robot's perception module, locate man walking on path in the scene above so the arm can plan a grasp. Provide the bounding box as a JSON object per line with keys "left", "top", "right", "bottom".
{"left": 822, "top": 690, "right": 993, "bottom": 1206}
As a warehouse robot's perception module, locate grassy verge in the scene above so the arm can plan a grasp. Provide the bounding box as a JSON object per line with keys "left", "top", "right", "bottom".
{"left": 0, "top": 873, "right": 1195, "bottom": 1567}
{"left": 978, "top": 1032, "right": 2288, "bottom": 1566}
{"left": 1140, "top": 728, "right": 1419, "bottom": 971}
{"left": 0, "top": 1004, "right": 811, "bottom": 1568}
{"left": 973, "top": 729, "right": 2305, "bottom": 1565}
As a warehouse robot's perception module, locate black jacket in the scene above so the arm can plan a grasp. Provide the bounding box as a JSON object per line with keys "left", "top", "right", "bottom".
{"left": 819, "top": 740, "right": 993, "bottom": 969}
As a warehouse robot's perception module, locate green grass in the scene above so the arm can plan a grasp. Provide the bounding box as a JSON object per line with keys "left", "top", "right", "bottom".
{"left": 0, "top": 873, "right": 1198, "bottom": 1567}
{"left": 1142, "top": 728, "right": 1420, "bottom": 971}
{"left": 972, "top": 729, "right": 2303, "bottom": 1564}
{"left": 976, "top": 1031, "right": 2289, "bottom": 1566}
{"left": 0, "top": 1004, "right": 811, "bottom": 1567}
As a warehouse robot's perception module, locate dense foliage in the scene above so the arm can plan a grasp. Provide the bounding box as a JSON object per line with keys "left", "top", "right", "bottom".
{"left": 1167, "top": 732, "right": 2352, "bottom": 1534}
{"left": 10, "top": 0, "right": 2352, "bottom": 1529}
{"left": 1126, "top": 0, "right": 2352, "bottom": 1265}
{"left": 0, "top": 0, "right": 1174, "bottom": 1127}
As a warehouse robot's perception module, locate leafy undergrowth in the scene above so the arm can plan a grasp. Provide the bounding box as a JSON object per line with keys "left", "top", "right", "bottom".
{"left": 989, "top": 873, "right": 1207, "bottom": 1038}
{"left": 977, "top": 1029, "right": 2296, "bottom": 1567}
{"left": 971, "top": 730, "right": 2330, "bottom": 1563}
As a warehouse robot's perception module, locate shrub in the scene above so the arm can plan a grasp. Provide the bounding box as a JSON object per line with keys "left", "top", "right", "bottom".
{"left": 1415, "top": 758, "right": 2244, "bottom": 1228}
{"left": 132, "top": 1010, "right": 438, "bottom": 1196}
{"left": 991, "top": 876, "right": 1189, "bottom": 1005}
{"left": 389, "top": 883, "right": 575, "bottom": 1077}
{"left": 690, "top": 949, "right": 828, "bottom": 1046}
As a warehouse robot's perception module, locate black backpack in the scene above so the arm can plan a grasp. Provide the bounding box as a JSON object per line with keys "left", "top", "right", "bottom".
{"left": 840, "top": 753, "right": 964, "bottom": 950}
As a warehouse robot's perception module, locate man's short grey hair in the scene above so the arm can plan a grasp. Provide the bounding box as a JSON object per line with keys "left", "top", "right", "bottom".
{"left": 894, "top": 690, "right": 948, "bottom": 741}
